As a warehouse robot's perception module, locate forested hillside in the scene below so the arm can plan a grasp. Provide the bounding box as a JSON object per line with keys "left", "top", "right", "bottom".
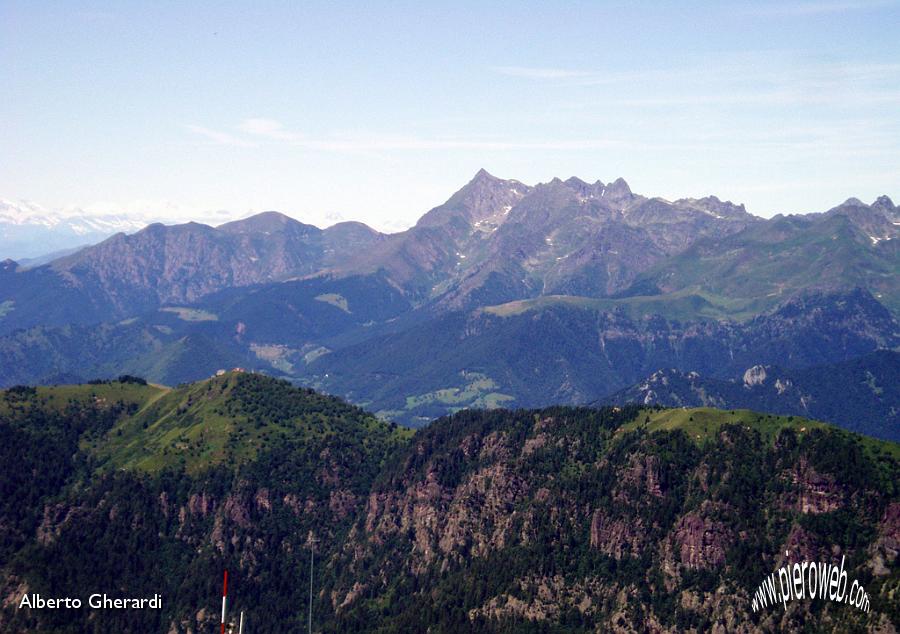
{"left": 0, "top": 375, "right": 897, "bottom": 632}
{"left": 0, "top": 373, "right": 408, "bottom": 633}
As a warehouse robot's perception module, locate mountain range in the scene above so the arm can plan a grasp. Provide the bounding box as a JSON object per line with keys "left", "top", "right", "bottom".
{"left": 0, "top": 170, "right": 897, "bottom": 437}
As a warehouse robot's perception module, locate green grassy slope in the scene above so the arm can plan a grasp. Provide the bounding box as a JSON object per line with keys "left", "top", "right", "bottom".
{"left": 629, "top": 214, "right": 900, "bottom": 316}
{"left": 620, "top": 407, "right": 828, "bottom": 440}
{"left": 482, "top": 288, "right": 762, "bottom": 322}
{"left": 0, "top": 380, "right": 166, "bottom": 418}
{"left": 92, "top": 371, "right": 412, "bottom": 474}
{"left": 620, "top": 406, "right": 900, "bottom": 462}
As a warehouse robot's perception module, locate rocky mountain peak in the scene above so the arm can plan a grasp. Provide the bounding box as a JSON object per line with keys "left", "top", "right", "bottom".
{"left": 872, "top": 195, "right": 896, "bottom": 218}
{"left": 463, "top": 168, "right": 529, "bottom": 198}
{"left": 470, "top": 167, "right": 499, "bottom": 184}
{"left": 536, "top": 175, "right": 631, "bottom": 204}
{"left": 603, "top": 177, "right": 633, "bottom": 201}
{"left": 825, "top": 195, "right": 899, "bottom": 242}
{"left": 218, "top": 211, "right": 317, "bottom": 235}
{"left": 416, "top": 170, "right": 530, "bottom": 230}
{"left": 323, "top": 221, "right": 385, "bottom": 250}
{"left": 561, "top": 176, "right": 611, "bottom": 201}
{"left": 686, "top": 196, "right": 751, "bottom": 219}
{"left": 325, "top": 220, "right": 380, "bottom": 234}
{"left": 564, "top": 176, "right": 589, "bottom": 188}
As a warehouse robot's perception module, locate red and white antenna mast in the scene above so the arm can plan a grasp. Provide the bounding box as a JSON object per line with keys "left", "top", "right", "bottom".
{"left": 220, "top": 570, "right": 228, "bottom": 634}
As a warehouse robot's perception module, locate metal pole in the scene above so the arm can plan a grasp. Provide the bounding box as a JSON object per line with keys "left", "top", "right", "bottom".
{"left": 221, "top": 570, "right": 228, "bottom": 634}
{"left": 238, "top": 610, "right": 244, "bottom": 634}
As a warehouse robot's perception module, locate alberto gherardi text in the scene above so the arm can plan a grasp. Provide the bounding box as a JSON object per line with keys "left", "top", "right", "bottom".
{"left": 19, "top": 594, "right": 162, "bottom": 610}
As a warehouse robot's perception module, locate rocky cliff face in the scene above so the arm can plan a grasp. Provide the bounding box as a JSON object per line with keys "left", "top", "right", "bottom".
{"left": 870, "top": 502, "right": 900, "bottom": 576}
{"left": 327, "top": 406, "right": 899, "bottom": 632}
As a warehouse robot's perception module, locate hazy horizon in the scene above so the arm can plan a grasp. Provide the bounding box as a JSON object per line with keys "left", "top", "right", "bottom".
{"left": 3, "top": 1, "right": 899, "bottom": 232}
{"left": 3, "top": 166, "right": 897, "bottom": 241}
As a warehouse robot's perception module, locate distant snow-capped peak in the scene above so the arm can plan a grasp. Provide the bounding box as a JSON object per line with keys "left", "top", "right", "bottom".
{"left": 0, "top": 199, "right": 152, "bottom": 234}
{"left": 0, "top": 198, "right": 260, "bottom": 261}
{"left": 0, "top": 198, "right": 260, "bottom": 234}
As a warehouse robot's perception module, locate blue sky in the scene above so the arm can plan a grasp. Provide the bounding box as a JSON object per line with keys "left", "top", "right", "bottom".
{"left": 2, "top": 1, "right": 899, "bottom": 230}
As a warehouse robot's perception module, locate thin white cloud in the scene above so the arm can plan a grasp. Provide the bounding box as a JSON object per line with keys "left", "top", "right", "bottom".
{"left": 184, "top": 124, "right": 256, "bottom": 147}
{"left": 493, "top": 56, "right": 900, "bottom": 90}
{"left": 186, "top": 120, "right": 622, "bottom": 153}
{"left": 290, "top": 135, "right": 621, "bottom": 152}
{"left": 186, "top": 51, "right": 900, "bottom": 163}
{"left": 744, "top": 0, "right": 896, "bottom": 16}
{"left": 237, "top": 118, "right": 304, "bottom": 141}
{"left": 491, "top": 56, "right": 768, "bottom": 87}
{"left": 491, "top": 66, "right": 591, "bottom": 79}
{"left": 179, "top": 117, "right": 900, "bottom": 161}
{"left": 613, "top": 88, "right": 900, "bottom": 108}
{"left": 513, "top": 57, "right": 900, "bottom": 118}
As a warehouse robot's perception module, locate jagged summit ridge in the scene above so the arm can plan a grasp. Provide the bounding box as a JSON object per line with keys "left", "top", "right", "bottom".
{"left": 1, "top": 171, "right": 895, "bottom": 340}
